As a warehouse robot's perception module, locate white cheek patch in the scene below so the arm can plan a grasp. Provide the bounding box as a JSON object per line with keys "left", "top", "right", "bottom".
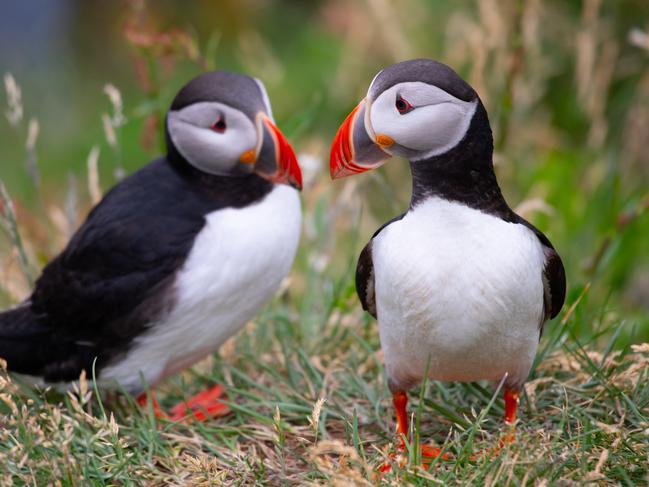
{"left": 167, "top": 102, "right": 257, "bottom": 175}
{"left": 369, "top": 82, "right": 477, "bottom": 159}
{"left": 387, "top": 103, "right": 472, "bottom": 151}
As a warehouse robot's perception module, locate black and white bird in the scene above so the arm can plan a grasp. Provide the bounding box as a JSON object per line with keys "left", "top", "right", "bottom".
{"left": 330, "top": 59, "right": 565, "bottom": 457}
{"left": 0, "top": 71, "right": 303, "bottom": 421}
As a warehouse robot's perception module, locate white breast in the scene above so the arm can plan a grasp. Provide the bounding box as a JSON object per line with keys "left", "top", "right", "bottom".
{"left": 100, "top": 184, "right": 301, "bottom": 393}
{"left": 372, "top": 197, "right": 546, "bottom": 390}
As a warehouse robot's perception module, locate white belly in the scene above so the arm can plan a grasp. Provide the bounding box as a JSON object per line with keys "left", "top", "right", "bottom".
{"left": 372, "top": 198, "right": 545, "bottom": 390}
{"left": 100, "top": 184, "right": 301, "bottom": 392}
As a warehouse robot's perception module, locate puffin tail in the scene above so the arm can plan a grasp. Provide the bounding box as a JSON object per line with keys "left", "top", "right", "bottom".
{"left": 0, "top": 302, "right": 52, "bottom": 375}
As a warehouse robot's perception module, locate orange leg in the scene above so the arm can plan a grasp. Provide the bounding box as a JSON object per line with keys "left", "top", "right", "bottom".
{"left": 501, "top": 388, "right": 519, "bottom": 445}
{"left": 137, "top": 384, "right": 231, "bottom": 422}
{"left": 503, "top": 388, "right": 519, "bottom": 425}
{"left": 393, "top": 391, "right": 409, "bottom": 442}
{"left": 393, "top": 390, "right": 448, "bottom": 459}
{"left": 470, "top": 387, "right": 520, "bottom": 460}
{"left": 379, "top": 390, "right": 450, "bottom": 473}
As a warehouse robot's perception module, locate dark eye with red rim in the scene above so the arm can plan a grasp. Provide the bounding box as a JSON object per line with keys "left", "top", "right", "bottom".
{"left": 210, "top": 116, "right": 226, "bottom": 133}
{"left": 395, "top": 95, "right": 413, "bottom": 114}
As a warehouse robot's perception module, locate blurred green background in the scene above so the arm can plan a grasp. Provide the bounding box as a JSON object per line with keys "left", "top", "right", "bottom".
{"left": 1, "top": 0, "right": 648, "bottom": 344}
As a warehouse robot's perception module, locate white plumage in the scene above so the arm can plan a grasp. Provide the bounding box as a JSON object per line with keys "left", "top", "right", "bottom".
{"left": 100, "top": 184, "right": 301, "bottom": 392}
{"left": 372, "top": 197, "right": 546, "bottom": 391}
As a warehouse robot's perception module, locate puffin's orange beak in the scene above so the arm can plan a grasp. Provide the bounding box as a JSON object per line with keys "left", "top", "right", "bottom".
{"left": 253, "top": 114, "right": 302, "bottom": 190}
{"left": 330, "top": 99, "right": 391, "bottom": 179}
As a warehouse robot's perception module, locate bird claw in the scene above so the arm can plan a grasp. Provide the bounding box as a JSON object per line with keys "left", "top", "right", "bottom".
{"left": 377, "top": 441, "right": 451, "bottom": 474}
{"left": 137, "top": 384, "right": 231, "bottom": 423}
{"left": 468, "top": 428, "right": 517, "bottom": 461}
{"left": 168, "top": 384, "right": 230, "bottom": 422}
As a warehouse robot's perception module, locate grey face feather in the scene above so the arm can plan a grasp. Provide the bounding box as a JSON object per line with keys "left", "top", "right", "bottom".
{"left": 171, "top": 71, "right": 268, "bottom": 120}
{"left": 166, "top": 71, "right": 271, "bottom": 176}
{"left": 368, "top": 59, "right": 476, "bottom": 103}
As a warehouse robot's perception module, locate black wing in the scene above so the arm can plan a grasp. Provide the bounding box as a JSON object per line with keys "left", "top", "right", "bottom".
{"left": 514, "top": 216, "right": 566, "bottom": 321}
{"left": 356, "top": 240, "right": 376, "bottom": 318}
{"left": 32, "top": 160, "right": 209, "bottom": 329}
{"left": 355, "top": 214, "right": 405, "bottom": 320}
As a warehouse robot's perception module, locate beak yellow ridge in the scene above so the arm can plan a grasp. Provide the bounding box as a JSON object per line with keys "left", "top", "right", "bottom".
{"left": 239, "top": 149, "right": 257, "bottom": 164}
{"left": 375, "top": 134, "right": 395, "bottom": 148}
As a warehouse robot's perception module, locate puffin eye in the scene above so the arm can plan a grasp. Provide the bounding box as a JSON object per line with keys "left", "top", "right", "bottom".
{"left": 395, "top": 95, "right": 413, "bottom": 114}
{"left": 210, "top": 116, "right": 226, "bottom": 133}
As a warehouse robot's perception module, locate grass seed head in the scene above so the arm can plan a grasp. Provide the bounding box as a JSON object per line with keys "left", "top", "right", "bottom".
{"left": 3, "top": 73, "right": 22, "bottom": 127}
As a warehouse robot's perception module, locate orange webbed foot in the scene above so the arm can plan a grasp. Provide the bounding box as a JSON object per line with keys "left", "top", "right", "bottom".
{"left": 378, "top": 390, "right": 452, "bottom": 473}
{"left": 378, "top": 442, "right": 451, "bottom": 474}
{"left": 168, "top": 384, "right": 230, "bottom": 422}
{"left": 421, "top": 443, "right": 451, "bottom": 460}
{"left": 137, "top": 384, "right": 231, "bottom": 422}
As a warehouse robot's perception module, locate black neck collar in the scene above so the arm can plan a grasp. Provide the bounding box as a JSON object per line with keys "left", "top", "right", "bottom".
{"left": 408, "top": 101, "right": 511, "bottom": 218}
{"left": 165, "top": 127, "right": 274, "bottom": 204}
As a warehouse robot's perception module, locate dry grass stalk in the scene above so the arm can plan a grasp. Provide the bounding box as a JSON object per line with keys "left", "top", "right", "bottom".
{"left": 308, "top": 396, "right": 327, "bottom": 440}
{"left": 3, "top": 73, "right": 23, "bottom": 127}
{"left": 87, "top": 146, "right": 102, "bottom": 205}
{"left": 0, "top": 182, "right": 34, "bottom": 287}
{"left": 628, "top": 27, "right": 649, "bottom": 52}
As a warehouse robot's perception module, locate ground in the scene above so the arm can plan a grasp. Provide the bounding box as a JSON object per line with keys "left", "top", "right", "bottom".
{"left": 1, "top": 296, "right": 647, "bottom": 485}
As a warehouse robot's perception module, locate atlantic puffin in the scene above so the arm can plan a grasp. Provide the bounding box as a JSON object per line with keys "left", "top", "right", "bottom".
{"left": 0, "top": 71, "right": 303, "bottom": 421}
{"left": 330, "top": 59, "right": 565, "bottom": 457}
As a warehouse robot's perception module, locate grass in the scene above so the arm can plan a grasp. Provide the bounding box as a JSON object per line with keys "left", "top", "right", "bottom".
{"left": 0, "top": 289, "right": 648, "bottom": 485}
{"left": 1, "top": 1, "right": 649, "bottom": 484}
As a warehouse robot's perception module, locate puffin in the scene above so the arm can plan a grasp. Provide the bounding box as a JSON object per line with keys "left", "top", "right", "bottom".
{"left": 330, "top": 59, "right": 566, "bottom": 457}
{"left": 0, "top": 71, "right": 303, "bottom": 421}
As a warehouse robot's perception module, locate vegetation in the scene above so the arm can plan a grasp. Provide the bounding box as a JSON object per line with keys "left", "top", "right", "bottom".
{"left": 0, "top": 1, "right": 647, "bottom": 484}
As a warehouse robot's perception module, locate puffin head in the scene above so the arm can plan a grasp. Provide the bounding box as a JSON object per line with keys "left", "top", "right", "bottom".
{"left": 167, "top": 71, "right": 302, "bottom": 190}
{"left": 330, "top": 59, "right": 487, "bottom": 179}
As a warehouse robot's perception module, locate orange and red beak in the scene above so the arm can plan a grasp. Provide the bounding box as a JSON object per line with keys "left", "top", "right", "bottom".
{"left": 329, "top": 99, "right": 391, "bottom": 179}
{"left": 248, "top": 113, "right": 302, "bottom": 190}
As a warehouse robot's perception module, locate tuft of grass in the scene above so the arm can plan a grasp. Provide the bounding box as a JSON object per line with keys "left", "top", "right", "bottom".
{"left": 1, "top": 280, "right": 647, "bottom": 485}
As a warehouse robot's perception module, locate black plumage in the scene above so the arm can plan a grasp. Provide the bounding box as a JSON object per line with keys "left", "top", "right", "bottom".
{"left": 0, "top": 159, "right": 272, "bottom": 383}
